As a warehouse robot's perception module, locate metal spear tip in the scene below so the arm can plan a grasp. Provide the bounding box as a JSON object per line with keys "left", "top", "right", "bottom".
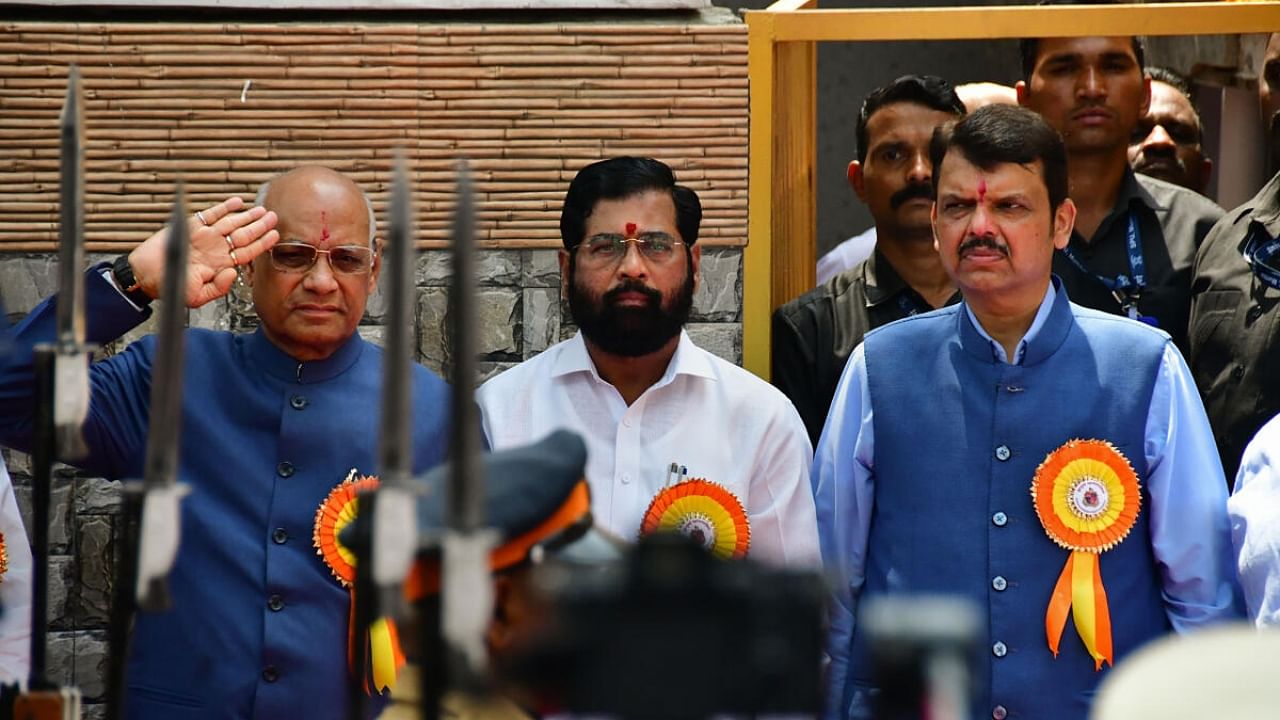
{"left": 60, "top": 64, "right": 82, "bottom": 126}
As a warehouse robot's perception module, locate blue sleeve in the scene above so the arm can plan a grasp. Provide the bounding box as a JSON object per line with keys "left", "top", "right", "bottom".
{"left": 1145, "top": 342, "right": 1245, "bottom": 628}
{"left": 812, "top": 343, "right": 876, "bottom": 720}
{"left": 0, "top": 265, "right": 155, "bottom": 479}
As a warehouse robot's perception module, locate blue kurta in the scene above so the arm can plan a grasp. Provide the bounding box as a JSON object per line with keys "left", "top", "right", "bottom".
{"left": 0, "top": 268, "right": 451, "bottom": 719}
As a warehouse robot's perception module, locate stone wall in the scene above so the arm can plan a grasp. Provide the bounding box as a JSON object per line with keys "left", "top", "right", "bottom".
{"left": 0, "top": 244, "right": 741, "bottom": 711}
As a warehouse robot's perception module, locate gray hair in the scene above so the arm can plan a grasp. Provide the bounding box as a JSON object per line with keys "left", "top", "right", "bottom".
{"left": 255, "top": 173, "right": 378, "bottom": 250}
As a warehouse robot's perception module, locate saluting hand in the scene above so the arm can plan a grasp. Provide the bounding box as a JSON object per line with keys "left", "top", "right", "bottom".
{"left": 127, "top": 197, "right": 279, "bottom": 308}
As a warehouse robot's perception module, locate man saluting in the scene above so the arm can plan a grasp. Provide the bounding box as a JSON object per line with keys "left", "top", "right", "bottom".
{"left": 0, "top": 166, "right": 451, "bottom": 718}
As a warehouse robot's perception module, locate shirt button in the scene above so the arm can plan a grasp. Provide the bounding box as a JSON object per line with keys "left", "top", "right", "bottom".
{"left": 268, "top": 594, "right": 284, "bottom": 612}
{"left": 992, "top": 512, "right": 1008, "bottom": 527}
{"left": 992, "top": 705, "right": 1008, "bottom": 720}
{"left": 620, "top": 473, "right": 631, "bottom": 484}
{"left": 994, "top": 445, "right": 1011, "bottom": 462}
{"left": 992, "top": 641, "right": 1008, "bottom": 657}
{"left": 290, "top": 394, "right": 308, "bottom": 410}
{"left": 622, "top": 418, "right": 633, "bottom": 428}
{"left": 276, "top": 461, "right": 295, "bottom": 478}
{"left": 272, "top": 527, "right": 288, "bottom": 544}
{"left": 992, "top": 576, "right": 1008, "bottom": 591}
{"left": 262, "top": 665, "right": 279, "bottom": 683}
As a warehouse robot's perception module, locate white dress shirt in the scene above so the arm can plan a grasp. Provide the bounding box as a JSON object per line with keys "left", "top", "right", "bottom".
{"left": 0, "top": 457, "right": 32, "bottom": 684}
{"left": 478, "top": 331, "right": 820, "bottom": 568}
{"left": 1229, "top": 413, "right": 1280, "bottom": 627}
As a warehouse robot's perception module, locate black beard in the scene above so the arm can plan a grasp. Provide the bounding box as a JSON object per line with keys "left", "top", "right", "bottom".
{"left": 568, "top": 265, "right": 694, "bottom": 358}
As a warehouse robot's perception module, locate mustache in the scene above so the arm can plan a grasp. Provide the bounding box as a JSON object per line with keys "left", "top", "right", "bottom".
{"left": 603, "top": 279, "right": 662, "bottom": 307}
{"left": 1134, "top": 152, "right": 1185, "bottom": 175}
{"left": 890, "top": 182, "right": 935, "bottom": 210}
{"left": 958, "top": 235, "right": 1009, "bottom": 257}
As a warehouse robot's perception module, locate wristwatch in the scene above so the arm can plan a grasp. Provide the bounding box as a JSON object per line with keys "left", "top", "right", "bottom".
{"left": 111, "top": 254, "right": 153, "bottom": 308}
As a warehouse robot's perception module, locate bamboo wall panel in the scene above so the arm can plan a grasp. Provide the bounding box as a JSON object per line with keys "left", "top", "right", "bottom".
{"left": 0, "top": 22, "right": 748, "bottom": 252}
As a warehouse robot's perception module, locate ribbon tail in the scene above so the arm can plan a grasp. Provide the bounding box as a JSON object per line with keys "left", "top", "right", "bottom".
{"left": 368, "top": 616, "right": 406, "bottom": 695}
{"left": 1046, "top": 553, "right": 1075, "bottom": 657}
{"left": 1070, "top": 551, "right": 1106, "bottom": 668}
{"left": 1092, "top": 558, "right": 1114, "bottom": 670}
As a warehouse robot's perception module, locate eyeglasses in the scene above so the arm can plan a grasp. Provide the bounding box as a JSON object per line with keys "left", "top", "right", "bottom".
{"left": 576, "top": 232, "right": 685, "bottom": 267}
{"left": 268, "top": 242, "right": 374, "bottom": 275}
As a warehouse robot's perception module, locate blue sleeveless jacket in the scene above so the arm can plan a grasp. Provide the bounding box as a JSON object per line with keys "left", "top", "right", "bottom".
{"left": 847, "top": 287, "right": 1172, "bottom": 720}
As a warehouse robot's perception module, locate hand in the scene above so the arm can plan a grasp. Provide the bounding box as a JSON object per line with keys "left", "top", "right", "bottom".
{"left": 127, "top": 197, "right": 279, "bottom": 308}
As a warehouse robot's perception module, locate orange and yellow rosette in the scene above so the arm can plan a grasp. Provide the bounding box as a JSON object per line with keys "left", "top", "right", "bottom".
{"left": 639, "top": 479, "right": 750, "bottom": 559}
{"left": 1031, "top": 439, "right": 1141, "bottom": 671}
{"left": 0, "top": 530, "right": 7, "bottom": 582}
{"left": 314, "top": 470, "right": 406, "bottom": 696}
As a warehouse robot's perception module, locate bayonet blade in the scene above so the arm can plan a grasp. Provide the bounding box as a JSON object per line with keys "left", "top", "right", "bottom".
{"left": 55, "top": 64, "right": 85, "bottom": 348}
{"left": 52, "top": 64, "right": 90, "bottom": 461}
{"left": 136, "top": 185, "right": 192, "bottom": 610}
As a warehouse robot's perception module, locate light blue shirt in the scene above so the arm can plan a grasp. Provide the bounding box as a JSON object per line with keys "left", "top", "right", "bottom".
{"left": 813, "top": 283, "right": 1242, "bottom": 717}
{"left": 1229, "top": 413, "right": 1280, "bottom": 627}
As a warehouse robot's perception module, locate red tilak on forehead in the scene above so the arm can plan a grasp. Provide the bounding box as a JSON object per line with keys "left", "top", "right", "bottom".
{"left": 320, "top": 211, "right": 330, "bottom": 242}
{"left": 625, "top": 222, "right": 637, "bottom": 237}
{"left": 977, "top": 178, "right": 987, "bottom": 202}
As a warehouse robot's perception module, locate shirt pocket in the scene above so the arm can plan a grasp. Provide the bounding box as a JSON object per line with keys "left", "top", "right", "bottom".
{"left": 1188, "top": 289, "right": 1243, "bottom": 381}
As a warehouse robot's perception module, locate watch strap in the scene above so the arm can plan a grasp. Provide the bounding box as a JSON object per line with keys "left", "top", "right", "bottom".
{"left": 111, "top": 254, "right": 153, "bottom": 308}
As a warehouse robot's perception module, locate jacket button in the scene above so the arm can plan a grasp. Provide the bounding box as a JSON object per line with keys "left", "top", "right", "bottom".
{"left": 992, "top": 641, "right": 1008, "bottom": 657}
{"left": 992, "top": 512, "right": 1008, "bottom": 527}
{"left": 262, "top": 665, "right": 279, "bottom": 683}
{"left": 268, "top": 594, "right": 284, "bottom": 612}
{"left": 992, "top": 576, "right": 1008, "bottom": 591}
{"left": 992, "top": 705, "right": 1008, "bottom": 720}
{"left": 272, "top": 527, "right": 288, "bottom": 544}
{"left": 1231, "top": 365, "right": 1245, "bottom": 380}
{"left": 994, "top": 445, "right": 1011, "bottom": 462}
{"left": 277, "top": 462, "right": 295, "bottom": 478}
{"left": 1247, "top": 305, "right": 1264, "bottom": 323}
{"left": 290, "top": 394, "right": 309, "bottom": 410}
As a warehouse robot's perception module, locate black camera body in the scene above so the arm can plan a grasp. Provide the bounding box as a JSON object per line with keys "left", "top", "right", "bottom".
{"left": 505, "top": 533, "right": 828, "bottom": 720}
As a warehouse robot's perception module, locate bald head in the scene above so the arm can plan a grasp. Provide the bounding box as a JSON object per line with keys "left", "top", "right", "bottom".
{"left": 256, "top": 166, "right": 377, "bottom": 248}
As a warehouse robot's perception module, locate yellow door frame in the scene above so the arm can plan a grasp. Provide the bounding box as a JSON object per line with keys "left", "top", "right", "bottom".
{"left": 743, "top": 0, "right": 1280, "bottom": 379}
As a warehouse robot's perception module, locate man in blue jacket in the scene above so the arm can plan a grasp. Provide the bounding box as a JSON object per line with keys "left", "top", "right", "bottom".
{"left": 0, "top": 166, "right": 451, "bottom": 718}
{"left": 814, "top": 106, "right": 1240, "bottom": 720}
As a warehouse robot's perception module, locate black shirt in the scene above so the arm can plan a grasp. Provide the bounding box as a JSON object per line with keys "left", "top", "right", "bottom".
{"left": 1053, "top": 171, "right": 1223, "bottom": 352}
{"left": 1188, "top": 170, "right": 1280, "bottom": 485}
{"left": 771, "top": 251, "right": 960, "bottom": 446}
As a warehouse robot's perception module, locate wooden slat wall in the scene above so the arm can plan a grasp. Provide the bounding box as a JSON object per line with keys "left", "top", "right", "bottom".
{"left": 0, "top": 21, "right": 747, "bottom": 252}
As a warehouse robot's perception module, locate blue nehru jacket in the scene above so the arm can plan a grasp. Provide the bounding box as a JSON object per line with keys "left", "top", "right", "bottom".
{"left": 0, "top": 267, "right": 451, "bottom": 719}
{"left": 850, "top": 287, "right": 1170, "bottom": 718}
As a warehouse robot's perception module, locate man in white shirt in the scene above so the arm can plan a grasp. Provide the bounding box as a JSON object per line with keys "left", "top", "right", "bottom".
{"left": 478, "top": 157, "right": 819, "bottom": 568}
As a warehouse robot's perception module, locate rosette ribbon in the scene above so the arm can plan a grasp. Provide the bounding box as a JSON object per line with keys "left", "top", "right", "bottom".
{"left": 314, "top": 471, "right": 406, "bottom": 695}
{"left": 1031, "top": 439, "right": 1141, "bottom": 670}
{"left": 0, "top": 530, "right": 7, "bottom": 582}
{"left": 639, "top": 478, "right": 750, "bottom": 559}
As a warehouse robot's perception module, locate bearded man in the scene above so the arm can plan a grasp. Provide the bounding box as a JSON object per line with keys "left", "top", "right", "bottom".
{"left": 477, "top": 157, "right": 819, "bottom": 568}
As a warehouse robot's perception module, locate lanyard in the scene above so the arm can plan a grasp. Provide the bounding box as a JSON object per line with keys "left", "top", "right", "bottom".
{"left": 1059, "top": 213, "right": 1148, "bottom": 320}
{"left": 1243, "top": 223, "right": 1280, "bottom": 291}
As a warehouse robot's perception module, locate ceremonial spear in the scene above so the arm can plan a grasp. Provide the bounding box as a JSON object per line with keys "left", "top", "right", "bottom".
{"left": 105, "top": 187, "right": 192, "bottom": 720}
{"left": 15, "top": 65, "right": 90, "bottom": 720}
{"left": 349, "top": 153, "right": 425, "bottom": 720}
